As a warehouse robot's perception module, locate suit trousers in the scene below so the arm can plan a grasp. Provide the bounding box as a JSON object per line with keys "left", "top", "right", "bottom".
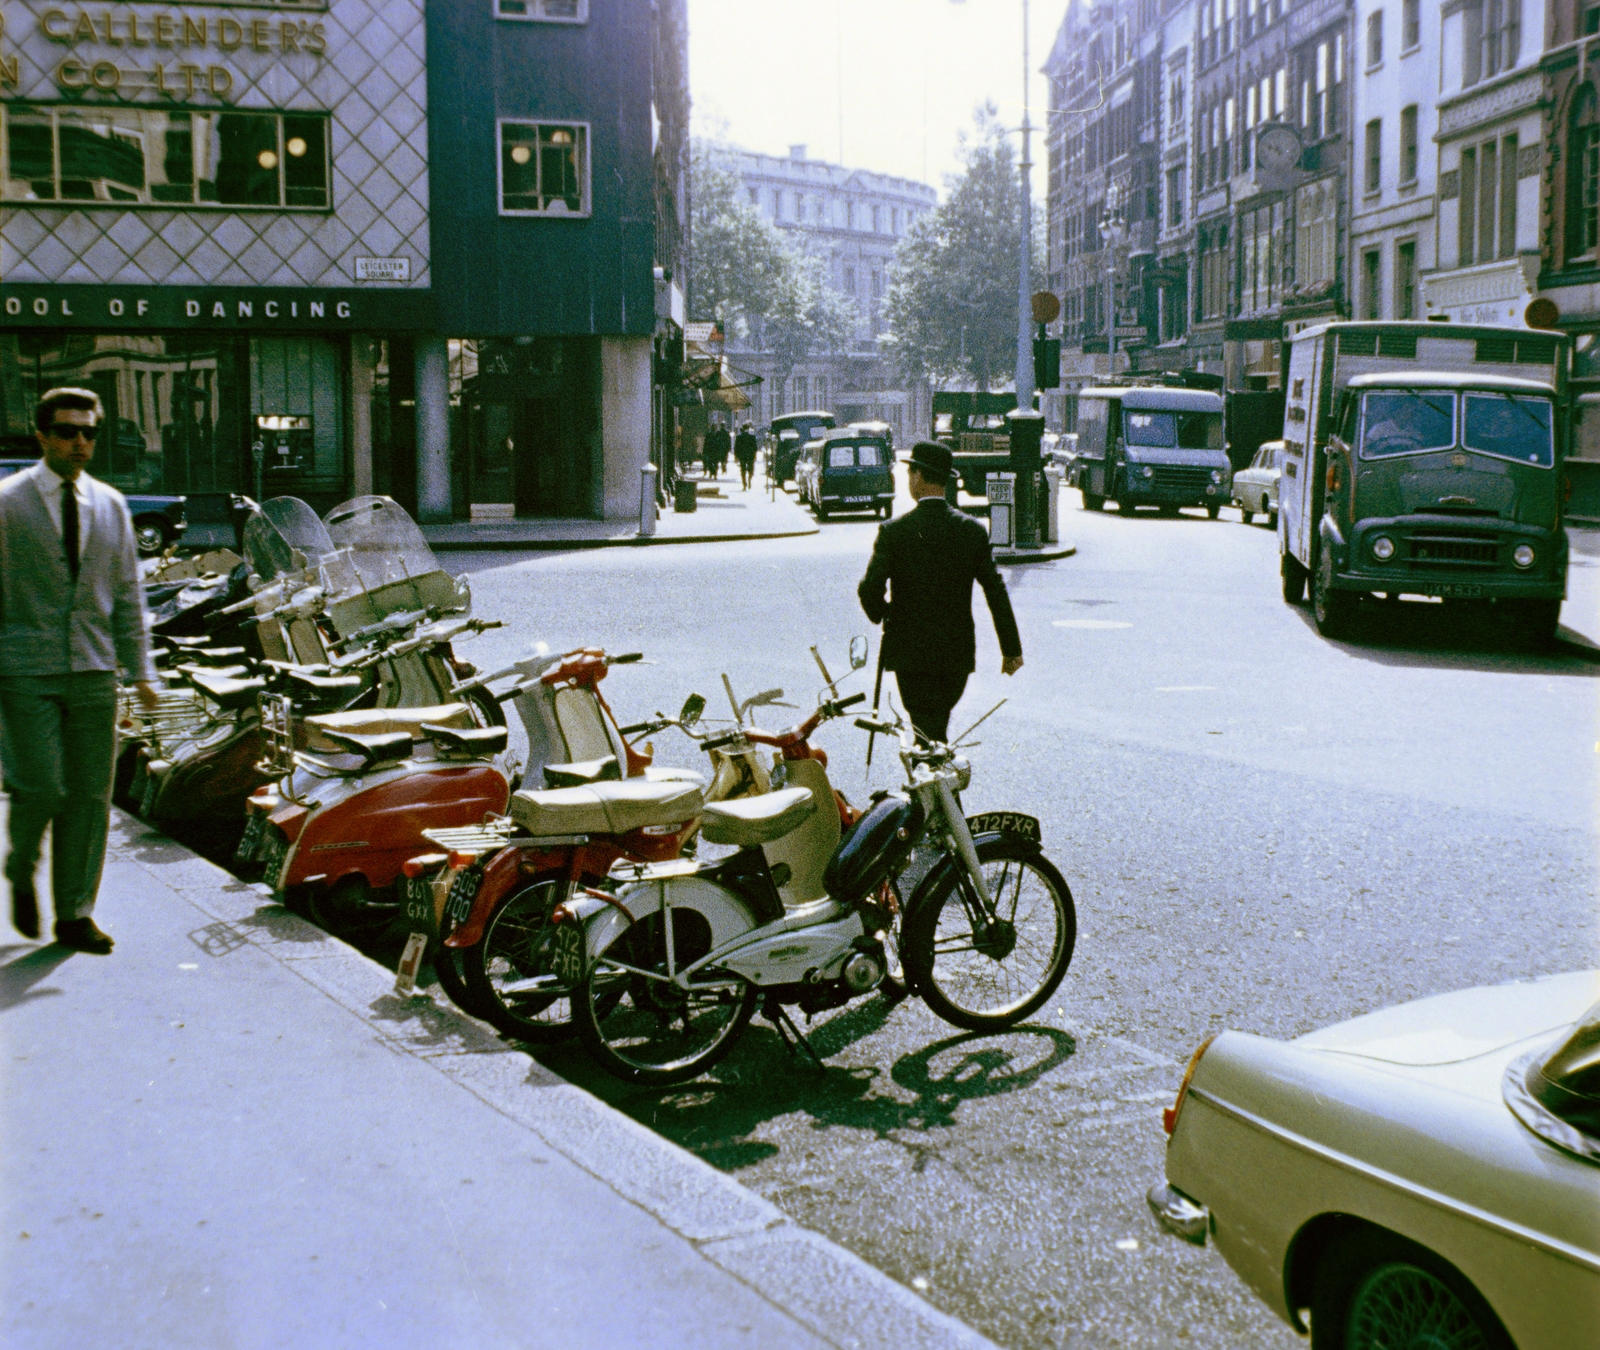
{"left": 0, "top": 671, "right": 119, "bottom": 921}
{"left": 895, "top": 669, "right": 969, "bottom": 744}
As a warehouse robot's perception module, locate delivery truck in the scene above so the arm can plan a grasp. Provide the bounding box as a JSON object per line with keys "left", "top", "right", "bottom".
{"left": 1279, "top": 321, "right": 1570, "bottom": 646}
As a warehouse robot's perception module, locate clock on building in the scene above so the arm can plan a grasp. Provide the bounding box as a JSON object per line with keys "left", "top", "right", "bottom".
{"left": 1254, "top": 124, "right": 1304, "bottom": 188}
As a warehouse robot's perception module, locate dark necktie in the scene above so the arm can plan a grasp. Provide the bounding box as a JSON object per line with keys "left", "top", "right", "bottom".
{"left": 61, "top": 480, "right": 79, "bottom": 582}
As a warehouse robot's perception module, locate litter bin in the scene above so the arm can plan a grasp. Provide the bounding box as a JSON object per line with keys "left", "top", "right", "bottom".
{"left": 986, "top": 473, "right": 1015, "bottom": 547}
{"left": 639, "top": 464, "right": 658, "bottom": 536}
{"left": 1042, "top": 464, "right": 1063, "bottom": 544}
{"left": 673, "top": 477, "right": 698, "bottom": 514}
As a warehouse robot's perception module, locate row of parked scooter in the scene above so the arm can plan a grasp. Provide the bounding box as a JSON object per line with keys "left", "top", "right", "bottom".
{"left": 124, "top": 495, "right": 1078, "bottom": 1085}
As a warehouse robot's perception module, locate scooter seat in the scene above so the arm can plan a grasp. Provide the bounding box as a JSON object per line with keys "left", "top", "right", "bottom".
{"left": 510, "top": 780, "right": 704, "bottom": 837}
{"left": 303, "top": 703, "right": 474, "bottom": 752}
{"left": 188, "top": 670, "right": 268, "bottom": 711}
{"left": 543, "top": 755, "right": 622, "bottom": 787}
{"left": 277, "top": 668, "right": 364, "bottom": 701}
{"left": 423, "top": 723, "right": 508, "bottom": 757}
{"left": 643, "top": 765, "right": 709, "bottom": 788}
{"left": 699, "top": 787, "right": 815, "bottom": 848}
{"left": 319, "top": 728, "right": 413, "bottom": 768}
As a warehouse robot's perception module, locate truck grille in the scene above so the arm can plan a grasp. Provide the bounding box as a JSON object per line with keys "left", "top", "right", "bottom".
{"left": 1408, "top": 534, "right": 1498, "bottom": 565}
{"left": 1150, "top": 466, "right": 1212, "bottom": 495}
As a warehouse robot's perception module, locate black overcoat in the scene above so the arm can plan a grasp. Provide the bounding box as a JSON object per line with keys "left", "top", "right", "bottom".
{"left": 857, "top": 497, "right": 1021, "bottom": 676}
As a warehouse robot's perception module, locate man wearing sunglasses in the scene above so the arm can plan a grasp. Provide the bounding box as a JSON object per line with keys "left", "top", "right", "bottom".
{"left": 0, "top": 387, "right": 160, "bottom": 954}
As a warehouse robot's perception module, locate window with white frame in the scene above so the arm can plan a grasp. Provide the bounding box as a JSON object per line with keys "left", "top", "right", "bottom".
{"left": 1295, "top": 177, "right": 1337, "bottom": 287}
{"left": 1366, "top": 10, "right": 1384, "bottom": 67}
{"left": 496, "top": 0, "right": 587, "bottom": 21}
{"left": 499, "top": 121, "right": 589, "bottom": 216}
{"left": 1463, "top": 0, "right": 1520, "bottom": 86}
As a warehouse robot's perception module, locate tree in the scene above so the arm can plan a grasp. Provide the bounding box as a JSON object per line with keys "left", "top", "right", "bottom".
{"left": 882, "top": 105, "right": 1041, "bottom": 391}
{"left": 763, "top": 251, "right": 857, "bottom": 404}
{"left": 686, "top": 140, "right": 791, "bottom": 336}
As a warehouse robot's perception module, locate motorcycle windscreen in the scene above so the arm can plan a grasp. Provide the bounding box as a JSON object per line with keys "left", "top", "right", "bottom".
{"left": 321, "top": 495, "right": 463, "bottom": 626}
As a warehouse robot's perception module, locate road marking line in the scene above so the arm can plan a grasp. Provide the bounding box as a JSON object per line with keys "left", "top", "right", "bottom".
{"left": 1155, "top": 685, "right": 1216, "bottom": 692}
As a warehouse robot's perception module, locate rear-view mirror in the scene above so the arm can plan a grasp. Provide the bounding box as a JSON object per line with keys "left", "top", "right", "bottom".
{"left": 680, "top": 693, "right": 705, "bottom": 727}
{"left": 849, "top": 635, "right": 869, "bottom": 670}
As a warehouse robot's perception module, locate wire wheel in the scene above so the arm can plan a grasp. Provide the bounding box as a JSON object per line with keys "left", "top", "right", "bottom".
{"left": 902, "top": 837, "right": 1076, "bottom": 1031}
{"left": 462, "top": 874, "right": 587, "bottom": 1043}
{"left": 1345, "top": 1263, "right": 1494, "bottom": 1350}
{"left": 576, "top": 909, "right": 757, "bottom": 1085}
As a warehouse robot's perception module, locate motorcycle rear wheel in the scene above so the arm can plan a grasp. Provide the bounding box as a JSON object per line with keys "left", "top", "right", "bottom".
{"left": 576, "top": 910, "right": 757, "bottom": 1085}
{"left": 461, "top": 873, "right": 596, "bottom": 1043}
{"left": 902, "top": 837, "right": 1076, "bottom": 1031}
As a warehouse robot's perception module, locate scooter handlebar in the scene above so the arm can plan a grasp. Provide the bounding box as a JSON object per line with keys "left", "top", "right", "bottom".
{"left": 854, "top": 716, "right": 900, "bottom": 736}
{"left": 700, "top": 730, "right": 746, "bottom": 752}
{"left": 608, "top": 652, "right": 644, "bottom": 665}
{"left": 822, "top": 692, "right": 867, "bottom": 716}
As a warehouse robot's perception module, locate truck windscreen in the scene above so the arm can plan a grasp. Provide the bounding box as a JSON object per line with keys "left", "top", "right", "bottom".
{"left": 1124, "top": 411, "right": 1222, "bottom": 449}
{"left": 1359, "top": 391, "right": 1455, "bottom": 458}
{"left": 1462, "top": 394, "right": 1554, "bottom": 468}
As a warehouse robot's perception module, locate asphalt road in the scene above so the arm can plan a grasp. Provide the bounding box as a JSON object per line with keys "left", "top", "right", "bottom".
{"left": 447, "top": 484, "right": 1599, "bottom": 1350}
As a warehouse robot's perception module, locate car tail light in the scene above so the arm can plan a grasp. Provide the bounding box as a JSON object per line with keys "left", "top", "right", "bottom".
{"left": 1163, "top": 1036, "right": 1218, "bottom": 1136}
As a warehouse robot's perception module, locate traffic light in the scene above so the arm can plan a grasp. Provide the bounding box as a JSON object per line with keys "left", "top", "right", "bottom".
{"left": 1033, "top": 337, "right": 1061, "bottom": 389}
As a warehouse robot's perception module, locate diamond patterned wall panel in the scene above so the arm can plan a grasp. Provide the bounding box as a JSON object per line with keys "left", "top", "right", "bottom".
{"left": 0, "top": 0, "right": 430, "bottom": 294}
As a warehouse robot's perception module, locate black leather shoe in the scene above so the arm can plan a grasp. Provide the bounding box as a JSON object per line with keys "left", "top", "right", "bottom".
{"left": 54, "top": 918, "right": 114, "bottom": 954}
{"left": 11, "top": 884, "right": 39, "bottom": 940}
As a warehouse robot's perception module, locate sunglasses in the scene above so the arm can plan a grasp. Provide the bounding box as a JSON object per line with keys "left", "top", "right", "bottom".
{"left": 46, "top": 423, "right": 101, "bottom": 442}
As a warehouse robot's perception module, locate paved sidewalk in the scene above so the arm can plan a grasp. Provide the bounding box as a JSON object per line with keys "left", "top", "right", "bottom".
{"left": 420, "top": 475, "right": 818, "bottom": 552}
{"left": 0, "top": 808, "right": 995, "bottom": 1350}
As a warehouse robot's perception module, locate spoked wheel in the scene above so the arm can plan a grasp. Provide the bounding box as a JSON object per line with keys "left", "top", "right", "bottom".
{"left": 429, "top": 938, "right": 478, "bottom": 1015}
{"left": 902, "top": 837, "right": 1076, "bottom": 1031}
{"left": 1311, "top": 1229, "right": 1511, "bottom": 1350}
{"left": 576, "top": 909, "right": 757, "bottom": 1085}
{"left": 461, "top": 873, "right": 595, "bottom": 1043}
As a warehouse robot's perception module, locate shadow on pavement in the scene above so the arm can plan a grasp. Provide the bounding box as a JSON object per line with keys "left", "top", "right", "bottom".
{"left": 540, "top": 1010, "right": 1077, "bottom": 1175}
{"left": 1288, "top": 600, "right": 1600, "bottom": 676}
{"left": 0, "top": 943, "right": 75, "bottom": 1011}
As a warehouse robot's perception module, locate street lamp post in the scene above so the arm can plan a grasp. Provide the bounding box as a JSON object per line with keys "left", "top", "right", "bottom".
{"left": 1098, "top": 203, "right": 1127, "bottom": 373}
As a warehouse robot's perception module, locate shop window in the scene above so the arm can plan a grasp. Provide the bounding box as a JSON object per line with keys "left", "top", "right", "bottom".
{"left": 496, "top": 0, "right": 586, "bottom": 20}
{"left": 249, "top": 338, "right": 347, "bottom": 495}
{"left": 1, "top": 105, "right": 329, "bottom": 210}
{"left": 499, "top": 121, "right": 589, "bottom": 216}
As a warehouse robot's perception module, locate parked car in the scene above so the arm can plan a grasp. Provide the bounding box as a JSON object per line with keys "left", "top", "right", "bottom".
{"left": 769, "top": 410, "right": 836, "bottom": 486}
{"left": 1230, "top": 438, "right": 1282, "bottom": 526}
{"left": 1149, "top": 969, "right": 1600, "bottom": 1350}
{"left": 797, "top": 429, "right": 895, "bottom": 520}
{"left": 0, "top": 457, "right": 187, "bottom": 557}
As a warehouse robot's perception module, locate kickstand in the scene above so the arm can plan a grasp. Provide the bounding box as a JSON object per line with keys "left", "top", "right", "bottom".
{"left": 763, "top": 997, "right": 826, "bottom": 1070}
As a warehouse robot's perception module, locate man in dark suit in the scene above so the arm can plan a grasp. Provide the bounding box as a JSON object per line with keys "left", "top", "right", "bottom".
{"left": 0, "top": 387, "right": 160, "bottom": 953}
{"left": 857, "top": 441, "right": 1023, "bottom": 741}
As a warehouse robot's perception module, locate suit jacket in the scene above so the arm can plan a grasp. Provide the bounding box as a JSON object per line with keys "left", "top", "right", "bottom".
{"left": 0, "top": 466, "right": 155, "bottom": 681}
{"left": 857, "top": 497, "right": 1021, "bottom": 676}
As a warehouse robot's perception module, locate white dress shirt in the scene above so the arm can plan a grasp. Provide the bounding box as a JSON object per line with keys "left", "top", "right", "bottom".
{"left": 28, "top": 458, "right": 92, "bottom": 555}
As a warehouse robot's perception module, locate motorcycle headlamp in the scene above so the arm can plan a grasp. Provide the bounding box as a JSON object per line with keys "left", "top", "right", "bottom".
{"left": 951, "top": 755, "right": 972, "bottom": 792}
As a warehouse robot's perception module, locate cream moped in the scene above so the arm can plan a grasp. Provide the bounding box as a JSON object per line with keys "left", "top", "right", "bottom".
{"left": 560, "top": 645, "right": 1079, "bottom": 1085}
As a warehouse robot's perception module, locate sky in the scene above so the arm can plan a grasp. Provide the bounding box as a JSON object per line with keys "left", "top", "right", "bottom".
{"left": 687, "top": 0, "right": 1067, "bottom": 200}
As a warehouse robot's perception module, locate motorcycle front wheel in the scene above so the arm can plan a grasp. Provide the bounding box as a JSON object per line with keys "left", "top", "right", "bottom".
{"left": 576, "top": 910, "right": 757, "bottom": 1086}
{"left": 902, "top": 837, "right": 1076, "bottom": 1031}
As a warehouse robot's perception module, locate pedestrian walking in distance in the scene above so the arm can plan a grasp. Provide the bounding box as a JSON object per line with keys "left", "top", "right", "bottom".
{"left": 735, "top": 423, "right": 759, "bottom": 491}
{"left": 857, "top": 441, "right": 1023, "bottom": 742}
{"left": 0, "top": 387, "right": 161, "bottom": 953}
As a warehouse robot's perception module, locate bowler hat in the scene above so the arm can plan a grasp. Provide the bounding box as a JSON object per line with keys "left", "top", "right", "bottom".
{"left": 906, "top": 441, "right": 953, "bottom": 484}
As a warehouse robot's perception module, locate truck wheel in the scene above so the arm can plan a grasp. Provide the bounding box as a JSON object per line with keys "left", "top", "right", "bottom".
{"left": 1081, "top": 491, "right": 1103, "bottom": 512}
{"left": 1239, "top": 506, "right": 1254, "bottom": 525}
{"left": 1206, "top": 503, "right": 1222, "bottom": 520}
{"left": 1267, "top": 508, "right": 1279, "bottom": 530}
{"left": 1312, "top": 552, "right": 1358, "bottom": 638}
{"left": 1510, "top": 599, "right": 1561, "bottom": 651}
{"left": 1281, "top": 553, "right": 1307, "bottom": 605}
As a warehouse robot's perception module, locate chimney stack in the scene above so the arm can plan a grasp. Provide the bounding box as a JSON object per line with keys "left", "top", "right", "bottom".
{"left": 789, "top": 144, "right": 807, "bottom": 161}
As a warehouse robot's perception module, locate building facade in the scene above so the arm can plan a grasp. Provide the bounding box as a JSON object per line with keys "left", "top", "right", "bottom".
{"left": 1, "top": 0, "right": 687, "bottom": 521}
{"left": 713, "top": 143, "right": 936, "bottom": 441}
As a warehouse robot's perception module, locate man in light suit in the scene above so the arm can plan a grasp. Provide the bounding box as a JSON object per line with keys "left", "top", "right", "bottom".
{"left": 0, "top": 387, "right": 161, "bottom": 953}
